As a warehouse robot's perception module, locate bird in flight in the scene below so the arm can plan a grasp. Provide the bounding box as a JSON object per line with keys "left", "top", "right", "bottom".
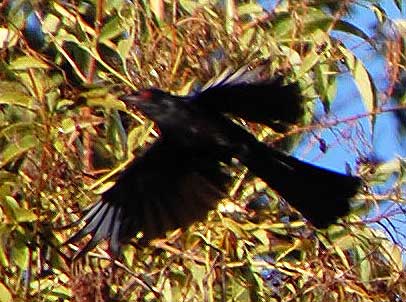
{"left": 66, "top": 67, "right": 361, "bottom": 259}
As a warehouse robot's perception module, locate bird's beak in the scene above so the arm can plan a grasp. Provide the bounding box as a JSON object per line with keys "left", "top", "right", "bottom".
{"left": 120, "top": 90, "right": 153, "bottom": 108}
{"left": 120, "top": 93, "right": 142, "bottom": 108}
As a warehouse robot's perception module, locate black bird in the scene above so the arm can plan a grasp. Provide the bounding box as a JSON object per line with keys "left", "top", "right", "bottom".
{"left": 66, "top": 68, "right": 361, "bottom": 258}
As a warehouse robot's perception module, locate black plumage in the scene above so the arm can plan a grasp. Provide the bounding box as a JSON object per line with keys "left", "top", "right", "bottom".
{"left": 66, "top": 68, "right": 361, "bottom": 259}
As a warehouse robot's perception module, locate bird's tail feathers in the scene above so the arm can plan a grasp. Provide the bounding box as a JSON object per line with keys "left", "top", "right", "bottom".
{"left": 240, "top": 142, "right": 361, "bottom": 228}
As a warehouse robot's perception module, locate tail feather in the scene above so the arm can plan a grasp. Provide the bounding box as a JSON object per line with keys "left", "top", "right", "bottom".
{"left": 241, "top": 142, "right": 361, "bottom": 227}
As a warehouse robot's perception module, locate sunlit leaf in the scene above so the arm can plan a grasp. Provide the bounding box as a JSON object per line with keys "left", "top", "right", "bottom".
{"left": 178, "top": 0, "right": 203, "bottom": 14}
{"left": 42, "top": 13, "right": 60, "bottom": 33}
{"left": 117, "top": 37, "right": 134, "bottom": 62}
{"left": 298, "top": 49, "right": 322, "bottom": 77}
{"left": 238, "top": 3, "right": 263, "bottom": 15}
{"left": 335, "top": 20, "right": 371, "bottom": 42}
{"left": 0, "top": 28, "right": 18, "bottom": 48}
{"left": 0, "top": 282, "right": 12, "bottom": 302}
{"left": 355, "top": 246, "right": 371, "bottom": 283}
{"left": 365, "top": 158, "right": 401, "bottom": 184}
{"left": 9, "top": 56, "right": 50, "bottom": 70}
{"left": 2, "top": 196, "right": 37, "bottom": 223}
{"left": 380, "top": 238, "right": 403, "bottom": 272}
{"left": 252, "top": 229, "right": 269, "bottom": 246}
{"left": 333, "top": 245, "right": 351, "bottom": 270}
{"left": 273, "top": 8, "right": 332, "bottom": 39}
{"left": 189, "top": 264, "right": 205, "bottom": 293}
{"left": 0, "top": 1, "right": 402, "bottom": 301}
{"left": 127, "top": 121, "right": 154, "bottom": 156}
{"left": 11, "top": 239, "right": 29, "bottom": 270}
{"left": 0, "top": 135, "right": 39, "bottom": 168}
{"left": 353, "top": 59, "right": 375, "bottom": 115}
{"left": 392, "top": 19, "right": 406, "bottom": 35}
{"left": 315, "top": 63, "right": 337, "bottom": 111}
{"left": 99, "top": 16, "right": 126, "bottom": 43}
{"left": 0, "top": 92, "right": 37, "bottom": 109}
{"left": 0, "top": 122, "right": 35, "bottom": 139}
{"left": 0, "top": 225, "right": 11, "bottom": 267}
{"left": 339, "top": 45, "right": 376, "bottom": 130}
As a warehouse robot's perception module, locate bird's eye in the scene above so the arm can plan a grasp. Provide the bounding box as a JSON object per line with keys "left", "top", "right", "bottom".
{"left": 138, "top": 90, "right": 153, "bottom": 101}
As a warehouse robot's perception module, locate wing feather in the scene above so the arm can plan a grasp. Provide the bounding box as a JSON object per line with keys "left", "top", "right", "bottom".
{"left": 66, "top": 139, "right": 231, "bottom": 258}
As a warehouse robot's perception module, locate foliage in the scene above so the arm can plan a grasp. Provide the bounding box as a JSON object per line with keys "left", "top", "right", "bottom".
{"left": 0, "top": 0, "right": 404, "bottom": 301}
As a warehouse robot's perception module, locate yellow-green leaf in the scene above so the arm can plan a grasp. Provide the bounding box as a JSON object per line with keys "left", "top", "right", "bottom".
{"left": 86, "top": 95, "right": 127, "bottom": 111}
{"left": 0, "top": 135, "right": 39, "bottom": 168}
{"left": 0, "top": 225, "right": 11, "bottom": 267}
{"left": 0, "top": 92, "right": 37, "bottom": 109}
{"left": 355, "top": 246, "right": 371, "bottom": 283}
{"left": 353, "top": 59, "right": 374, "bottom": 114}
{"left": 9, "top": 56, "right": 50, "bottom": 70}
{"left": 3, "top": 196, "right": 37, "bottom": 223}
{"left": 0, "top": 282, "right": 12, "bottom": 302}
{"left": 11, "top": 239, "right": 29, "bottom": 270}
{"left": 339, "top": 45, "right": 376, "bottom": 129}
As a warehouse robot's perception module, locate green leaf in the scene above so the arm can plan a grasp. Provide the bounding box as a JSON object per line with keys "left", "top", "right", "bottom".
{"left": 238, "top": 3, "right": 263, "bottom": 15}
{"left": 179, "top": 0, "right": 203, "bottom": 14}
{"left": 0, "top": 225, "right": 11, "bottom": 267}
{"left": 366, "top": 158, "right": 401, "bottom": 184}
{"left": 225, "top": 0, "right": 237, "bottom": 34}
{"left": 223, "top": 217, "right": 246, "bottom": 239}
{"left": 42, "top": 14, "right": 60, "bottom": 34}
{"left": 191, "top": 264, "right": 206, "bottom": 292}
{"left": 86, "top": 94, "right": 127, "bottom": 111}
{"left": 162, "top": 279, "right": 173, "bottom": 302}
{"left": 0, "top": 28, "right": 18, "bottom": 49}
{"left": 335, "top": 20, "right": 371, "bottom": 43}
{"left": 298, "top": 48, "right": 321, "bottom": 77}
{"left": 380, "top": 237, "right": 403, "bottom": 271}
{"left": 252, "top": 229, "right": 269, "bottom": 246}
{"left": 0, "top": 92, "right": 37, "bottom": 109}
{"left": 353, "top": 59, "right": 375, "bottom": 114}
{"left": 333, "top": 245, "right": 351, "bottom": 270}
{"left": 355, "top": 246, "right": 371, "bottom": 283}
{"left": 0, "top": 135, "right": 39, "bottom": 168}
{"left": 99, "top": 16, "right": 125, "bottom": 43}
{"left": 0, "top": 122, "right": 35, "bottom": 139}
{"left": 2, "top": 196, "right": 37, "bottom": 223}
{"left": 0, "top": 282, "right": 12, "bottom": 302}
{"left": 127, "top": 121, "right": 154, "bottom": 155}
{"left": 47, "top": 286, "right": 72, "bottom": 300}
{"left": 326, "top": 78, "right": 337, "bottom": 107}
{"left": 56, "top": 31, "right": 81, "bottom": 44}
{"left": 240, "top": 27, "right": 256, "bottom": 50}
{"left": 315, "top": 63, "right": 337, "bottom": 111}
{"left": 59, "top": 118, "right": 76, "bottom": 134}
{"left": 117, "top": 38, "right": 134, "bottom": 62}
{"left": 11, "top": 238, "right": 29, "bottom": 270}
{"left": 339, "top": 45, "right": 376, "bottom": 129}
{"left": 9, "top": 56, "right": 50, "bottom": 70}
{"left": 273, "top": 8, "right": 332, "bottom": 40}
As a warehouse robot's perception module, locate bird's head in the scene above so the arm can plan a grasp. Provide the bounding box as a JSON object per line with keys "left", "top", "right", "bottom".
{"left": 120, "top": 88, "right": 186, "bottom": 127}
{"left": 120, "top": 88, "right": 171, "bottom": 117}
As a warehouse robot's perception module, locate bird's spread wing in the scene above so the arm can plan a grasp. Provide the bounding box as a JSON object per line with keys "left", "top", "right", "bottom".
{"left": 66, "top": 139, "right": 231, "bottom": 258}
{"left": 194, "top": 66, "right": 304, "bottom": 132}
{"left": 200, "top": 65, "right": 265, "bottom": 90}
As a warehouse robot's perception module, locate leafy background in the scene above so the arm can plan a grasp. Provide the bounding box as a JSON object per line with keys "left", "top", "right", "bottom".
{"left": 0, "top": 0, "right": 405, "bottom": 301}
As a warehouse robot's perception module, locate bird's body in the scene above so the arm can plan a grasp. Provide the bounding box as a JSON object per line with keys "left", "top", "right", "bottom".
{"left": 66, "top": 68, "right": 361, "bottom": 258}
